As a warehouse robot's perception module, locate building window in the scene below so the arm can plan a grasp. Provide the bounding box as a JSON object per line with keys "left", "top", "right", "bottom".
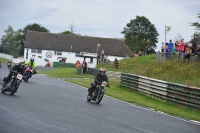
{"left": 89, "top": 58, "right": 93, "bottom": 63}
{"left": 31, "top": 49, "right": 36, "bottom": 53}
{"left": 54, "top": 51, "right": 62, "bottom": 55}
{"left": 31, "top": 49, "right": 42, "bottom": 54}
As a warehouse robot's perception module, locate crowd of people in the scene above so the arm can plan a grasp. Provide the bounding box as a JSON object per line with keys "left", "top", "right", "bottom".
{"left": 161, "top": 38, "right": 200, "bottom": 62}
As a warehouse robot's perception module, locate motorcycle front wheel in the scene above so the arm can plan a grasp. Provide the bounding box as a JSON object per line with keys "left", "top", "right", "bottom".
{"left": 95, "top": 90, "right": 104, "bottom": 104}
{"left": 10, "top": 84, "right": 19, "bottom": 95}
{"left": 1, "top": 87, "right": 6, "bottom": 93}
{"left": 87, "top": 92, "right": 91, "bottom": 102}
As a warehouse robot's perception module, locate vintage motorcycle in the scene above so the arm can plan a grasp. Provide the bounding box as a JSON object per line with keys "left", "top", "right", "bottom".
{"left": 7, "top": 62, "right": 12, "bottom": 69}
{"left": 24, "top": 65, "right": 35, "bottom": 82}
{"left": 1, "top": 71, "right": 23, "bottom": 95}
{"left": 87, "top": 81, "right": 109, "bottom": 104}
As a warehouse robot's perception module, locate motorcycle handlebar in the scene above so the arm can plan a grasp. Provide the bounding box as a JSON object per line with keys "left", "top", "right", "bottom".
{"left": 10, "top": 70, "right": 18, "bottom": 74}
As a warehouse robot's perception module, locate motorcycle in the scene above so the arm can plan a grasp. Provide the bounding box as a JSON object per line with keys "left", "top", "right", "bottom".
{"left": 24, "top": 65, "right": 35, "bottom": 82}
{"left": 45, "top": 61, "right": 51, "bottom": 67}
{"left": 87, "top": 81, "right": 109, "bottom": 104}
{"left": 45, "top": 64, "right": 50, "bottom": 67}
{"left": 7, "top": 62, "right": 12, "bottom": 69}
{"left": 1, "top": 71, "right": 23, "bottom": 95}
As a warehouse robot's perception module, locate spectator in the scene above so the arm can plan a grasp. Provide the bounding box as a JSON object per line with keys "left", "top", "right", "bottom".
{"left": 146, "top": 45, "right": 150, "bottom": 55}
{"left": 114, "top": 58, "right": 119, "bottom": 69}
{"left": 133, "top": 54, "right": 137, "bottom": 57}
{"left": 125, "top": 55, "right": 129, "bottom": 58}
{"left": 184, "top": 42, "right": 196, "bottom": 63}
{"left": 138, "top": 51, "right": 142, "bottom": 56}
{"left": 196, "top": 44, "right": 200, "bottom": 62}
{"left": 161, "top": 42, "right": 165, "bottom": 52}
{"left": 196, "top": 44, "right": 200, "bottom": 53}
{"left": 176, "top": 38, "right": 185, "bottom": 53}
{"left": 97, "top": 55, "right": 101, "bottom": 64}
{"left": 176, "top": 38, "right": 185, "bottom": 59}
{"left": 174, "top": 41, "right": 179, "bottom": 53}
{"left": 165, "top": 43, "right": 170, "bottom": 60}
{"left": 82, "top": 60, "right": 87, "bottom": 73}
{"left": 168, "top": 39, "right": 174, "bottom": 53}
{"left": 75, "top": 60, "right": 81, "bottom": 68}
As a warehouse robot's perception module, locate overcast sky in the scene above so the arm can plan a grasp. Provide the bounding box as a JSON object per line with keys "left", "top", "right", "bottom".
{"left": 0, "top": 0, "right": 200, "bottom": 52}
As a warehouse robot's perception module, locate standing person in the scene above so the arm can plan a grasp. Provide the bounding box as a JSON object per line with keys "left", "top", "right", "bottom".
{"left": 75, "top": 60, "right": 81, "bottom": 68}
{"left": 82, "top": 60, "right": 87, "bottom": 73}
{"left": 168, "top": 40, "right": 174, "bottom": 53}
{"left": 161, "top": 42, "right": 165, "bottom": 52}
{"left": 146, "top": 45, "right": 150, "bottom": 55}
{"left": 177, "top": 38, "right": 185, "bottom": 53}
{"left": 176, "top": 38, "right": 185, "bottom": 59}
{"left": 97, "top": 55, "right": 100, "bottom": 64}
{"left": 165, "top": 43, "right": 170, "bottom": 60}
{"left": 114, "top": 58, "right": 119, "bottom": 69}
{"left": 184, "top": 42, "right": 196, "bottom": 63}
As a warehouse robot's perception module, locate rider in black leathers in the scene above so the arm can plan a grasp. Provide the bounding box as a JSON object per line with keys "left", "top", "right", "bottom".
{"left": 2, "top": 62, "right": 26, "bottom": 88}
{"left": 88, "top": 67, "right": 109, "bottom": 98}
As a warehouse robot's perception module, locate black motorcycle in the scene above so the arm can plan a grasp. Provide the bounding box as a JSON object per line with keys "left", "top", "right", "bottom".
{"left": 87, "top": 81, "right": 109, "bottom": 104}
{"left": 1, "top": 71, "right": 23, "bottom": 95}
{"left": 7, "top": 62, "right": 12, "bottom": 69}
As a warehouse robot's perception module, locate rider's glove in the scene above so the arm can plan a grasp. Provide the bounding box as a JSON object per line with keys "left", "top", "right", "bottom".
{"left": 107, "top": 84, "right": 110, "bottom": 87}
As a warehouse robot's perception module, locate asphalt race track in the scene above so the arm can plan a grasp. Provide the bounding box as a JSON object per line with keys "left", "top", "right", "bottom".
{"left": 0, "top": 64, "right": 199, "bottom": 133}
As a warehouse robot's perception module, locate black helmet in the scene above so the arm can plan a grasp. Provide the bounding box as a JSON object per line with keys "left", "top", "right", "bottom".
{"left": 100, "top": 67, "right": 106, "bottom": 76}
{"left": 18, "top": 62, "right": 24, "bottom": 69}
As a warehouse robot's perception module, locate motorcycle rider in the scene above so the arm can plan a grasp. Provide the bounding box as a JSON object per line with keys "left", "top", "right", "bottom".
{"left": 88, "top": 67, "right": 109, "bottom": 98}
{"left": 2, "top": 62, "right": 26, "bottom": 88}
{"left": 7, "top": 60, "right": 12, "bottom": 69}
{"left": 25, "top": 57, "right": 37, "bottom": 74}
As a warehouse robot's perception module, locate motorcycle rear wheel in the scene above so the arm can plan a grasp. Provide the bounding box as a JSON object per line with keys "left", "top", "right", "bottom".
{"left": 87, "top": 92, "right": 91, "bottom": 102}
{"left": 1, "top": 82, "right": 7, "bottom": 93}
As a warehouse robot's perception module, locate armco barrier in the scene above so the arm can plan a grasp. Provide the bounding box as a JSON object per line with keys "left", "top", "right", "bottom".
{"left": 121, "top": 73, "right": 200, "bottom": 109}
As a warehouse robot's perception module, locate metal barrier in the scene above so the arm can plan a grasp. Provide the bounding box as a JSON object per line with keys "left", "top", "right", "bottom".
{"left": 156, "top": 52, "right": 200, "bottom": 65}
{"left": 121, "top": 73, "right": 200, "bottom": 109}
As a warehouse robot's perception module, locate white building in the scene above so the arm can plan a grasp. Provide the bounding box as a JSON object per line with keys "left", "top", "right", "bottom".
{"left": 24, "top": 31, "right": 132, "bottom": 68}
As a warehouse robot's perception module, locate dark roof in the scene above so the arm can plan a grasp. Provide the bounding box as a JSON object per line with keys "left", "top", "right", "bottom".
{"left": 25, "top": 31, "right": 133, "bottom": 56}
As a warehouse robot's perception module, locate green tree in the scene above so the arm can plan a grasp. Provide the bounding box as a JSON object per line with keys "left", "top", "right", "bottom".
{"left": 190, "top": 12, "right": 200, "bottom": 32}
{"left": 21, "top": 23, "right": 50, "bottom": 55}
{"left": 190, "top": 12, "right": 200, "bottom": 43}
{"left": 0, "top": 26, "right": 22, "bottom": 56}
{"left": 121, "top": 16, "right": 159, "bottom": 53}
